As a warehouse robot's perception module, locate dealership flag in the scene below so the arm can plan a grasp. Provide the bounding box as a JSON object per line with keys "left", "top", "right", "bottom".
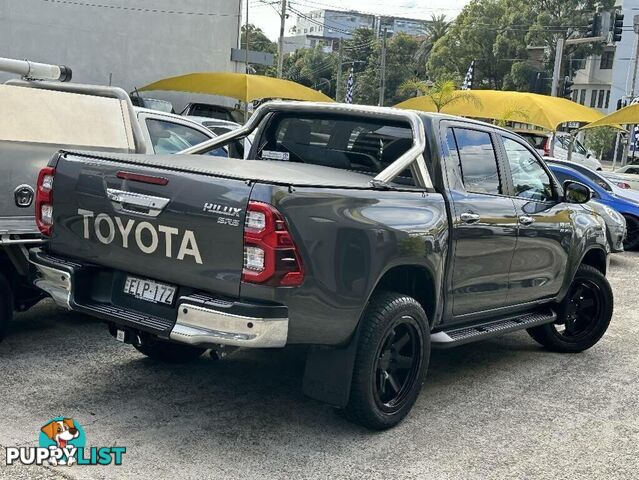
{"left": 345, "top": 68, "right": 354, "bottom": 104}
{"left": 461, "top": 61, "right": 475, "bottom": 90}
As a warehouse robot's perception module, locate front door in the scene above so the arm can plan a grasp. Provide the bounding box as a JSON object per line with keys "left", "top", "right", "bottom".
{"left": 499, "top": 135, "right": 572, "bottom": 304}
{"left": 444, "top": 127, "right": 519, "bottom": 318}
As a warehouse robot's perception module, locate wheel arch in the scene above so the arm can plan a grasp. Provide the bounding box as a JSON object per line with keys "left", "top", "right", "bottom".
{"left": 580, "top": 246, "right": 608, "bottom": 276}
{"left": 367, "top": 264, "right": 437, "bottom": 327}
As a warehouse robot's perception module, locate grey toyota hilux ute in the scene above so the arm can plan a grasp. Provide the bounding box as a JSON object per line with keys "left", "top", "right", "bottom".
{"left": 29, "top": 102, "right": 613, "bottom": 430}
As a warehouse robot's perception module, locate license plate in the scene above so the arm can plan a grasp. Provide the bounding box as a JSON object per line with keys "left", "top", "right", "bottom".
{"left": 123, "top": 276, "right": 176, "bottom": 305}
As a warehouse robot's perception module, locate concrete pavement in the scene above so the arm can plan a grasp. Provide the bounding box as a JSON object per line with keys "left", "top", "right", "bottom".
{"left": 1, "top": 253, "right": 638, "bottom": 479}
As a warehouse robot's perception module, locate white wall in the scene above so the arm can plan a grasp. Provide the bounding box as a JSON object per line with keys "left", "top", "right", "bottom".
{"left": 0, "top": 0, "right": 242, "bottom": 109}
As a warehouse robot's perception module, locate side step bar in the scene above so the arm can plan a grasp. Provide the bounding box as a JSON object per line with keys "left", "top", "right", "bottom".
{"left": 431, "top": 310, "right": 556, "bottom": 348}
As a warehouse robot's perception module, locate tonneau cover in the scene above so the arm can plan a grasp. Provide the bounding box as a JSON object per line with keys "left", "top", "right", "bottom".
{"left": 61, "top": 150, "right": 377, "bottom": 189}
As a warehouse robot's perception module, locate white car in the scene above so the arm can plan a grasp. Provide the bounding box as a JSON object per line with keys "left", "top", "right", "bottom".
{"left": 517, "top": 131, "right": 603, "bottom": 171}
{"left": 134, "top": 108, "right": 225, "bottom": 156}
{"left": 602, "top": 164, "right": 639, "bottom": 191}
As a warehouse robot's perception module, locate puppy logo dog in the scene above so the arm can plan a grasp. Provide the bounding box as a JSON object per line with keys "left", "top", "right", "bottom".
{"left": 40, "top": 419, "right": 79, "bottom": 465}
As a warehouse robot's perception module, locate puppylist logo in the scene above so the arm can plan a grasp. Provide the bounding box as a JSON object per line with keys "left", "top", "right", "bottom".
{"left": 5, "top": 417, "right": 126, "bottom": 467}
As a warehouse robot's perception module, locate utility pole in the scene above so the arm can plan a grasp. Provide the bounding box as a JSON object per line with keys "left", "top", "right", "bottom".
{"left": 550, "top": 37, "right": 565, "bottom": 97}
{"left": 378, "top": 27, "right": 387, "bottom": 106}
{"left": 335, "top": 41, "right": 344, "bottom": 101}
{"left": 276, "top": 0, "right": 287, "bottom": 78}
{"left": 622, "top": 15, "right": 639, "bottom": 166}
{"left": 244, "top": 0, "right": 250, "bottom": 122}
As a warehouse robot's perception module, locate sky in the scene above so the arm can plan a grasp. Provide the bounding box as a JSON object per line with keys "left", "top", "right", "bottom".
{"left": 250, "top": 0, "right": 472, "bottom": 40}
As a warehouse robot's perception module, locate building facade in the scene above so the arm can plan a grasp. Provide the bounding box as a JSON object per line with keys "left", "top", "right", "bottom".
{"left": 0, "top": 0, "right": 243, "bottom": 96}
{"left": 570, "top": 0, "right": 638, "bottom": 113}
{"left": 284, "top": 8, "right": 428, "bottom": 53}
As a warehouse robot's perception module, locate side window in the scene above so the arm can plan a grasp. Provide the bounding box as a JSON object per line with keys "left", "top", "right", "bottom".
{"left": 146, "top": 119, "right": 226, "bottom": 157}
{"left": 502, "top": 138, "right": 554, "bottom": 202}
{"left": 452, "top": 128, "right": 502, "bottom": 195}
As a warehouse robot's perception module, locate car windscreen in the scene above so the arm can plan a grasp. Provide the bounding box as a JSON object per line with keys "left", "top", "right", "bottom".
{"left": 252, "top": 113, "right": 416, "bottom": 185}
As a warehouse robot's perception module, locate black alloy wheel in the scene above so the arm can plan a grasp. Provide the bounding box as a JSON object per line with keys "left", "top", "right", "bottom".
{"left": 527, "top": 264, "right": 613, "bottom": 353}
{"left": 552, "top": 279, "right": 603, "bottom": 341}
{"left": 374, "top": 317, "right": 423, "bottom": 412}
{"left": 343, "top": 292, "right": 430, "bottom": 430}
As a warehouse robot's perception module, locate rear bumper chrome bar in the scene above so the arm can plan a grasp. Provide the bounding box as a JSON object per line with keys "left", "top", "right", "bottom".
{"left": 28, "top": 248, "right": 288, "bottom": 348}
{"left": 171, "top": 304, "right": 288, "bottom": 348}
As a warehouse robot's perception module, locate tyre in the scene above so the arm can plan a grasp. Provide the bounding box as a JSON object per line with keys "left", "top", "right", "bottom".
{"left": 134, "top": 340, "right": 206, "bottom": 363}
{"left": 622, "top": 215, "right": 639, "bottom": 251}
{"left": 527, "top": 264, "right": 613, "bottom": 353}
{"left": 0, "top": 273, "right": 13, "bottom": 342}
{"left": 343, "top": 292, "right": 430, "bottom": 430}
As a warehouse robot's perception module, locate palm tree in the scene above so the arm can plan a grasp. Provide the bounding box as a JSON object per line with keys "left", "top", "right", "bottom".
{"left": 398, "top": 79, "right": 482, "bottom": 113}
{"left": 414, "top": 15, "right": 450, "bottom": 66}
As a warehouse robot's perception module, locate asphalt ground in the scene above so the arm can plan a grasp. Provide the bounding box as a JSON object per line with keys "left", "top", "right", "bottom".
{"left": 1, "top": 252, "right": 638, "bottom": 479}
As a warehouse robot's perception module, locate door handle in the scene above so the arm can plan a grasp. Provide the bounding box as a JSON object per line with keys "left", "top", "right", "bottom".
{"left": 460, "top": 212, "right": 481, "bottom": 224}
{"left": 106, "top": 188, "right": 169, "bottom": 217}
{"left": 519, "top": 215, "right": 535, "bottom": 226}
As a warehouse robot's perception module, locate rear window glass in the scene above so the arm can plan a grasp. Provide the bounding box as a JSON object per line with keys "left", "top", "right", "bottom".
{"left": 253, "top": 114, "right": 416, "bottom": 185}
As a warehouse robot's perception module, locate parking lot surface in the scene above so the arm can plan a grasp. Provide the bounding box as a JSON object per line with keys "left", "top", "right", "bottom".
{"left": 1, "top": 253, "right": 638, "bottom": 480}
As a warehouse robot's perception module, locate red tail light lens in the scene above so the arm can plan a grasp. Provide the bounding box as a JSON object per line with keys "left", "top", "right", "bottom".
{"left": 616, "top": 182, "right": 631, "bottom": 189}
{"left": 242, "top": 201, "right": 304, "bottom": 286}
{"left": 35, "top": 167, "right": 55, "bottom": 236}
{"left": 543, "top": 138, "right": 551, "bottom": 157}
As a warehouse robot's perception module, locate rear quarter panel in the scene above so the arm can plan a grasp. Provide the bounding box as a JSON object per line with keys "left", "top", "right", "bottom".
{"left": 242, "top": 183, "right": 449, "bottom": 345}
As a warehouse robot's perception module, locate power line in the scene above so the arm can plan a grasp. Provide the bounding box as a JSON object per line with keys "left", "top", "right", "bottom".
{"left": 40, "top": 0, "right": 241, "bottom": 16}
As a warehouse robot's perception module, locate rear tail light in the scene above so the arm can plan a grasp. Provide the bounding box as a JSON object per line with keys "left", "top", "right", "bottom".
{"left": 543, "top": 138, "right": 551, "bottom": 157}
{"left": 242, "top": 201, "right": 304, "bottom": 287}
{"left": 35, "top": 167, "right": 55, "bottom": 236}
{"left": 616, "top": 182, "right": 631, "bottom": 189}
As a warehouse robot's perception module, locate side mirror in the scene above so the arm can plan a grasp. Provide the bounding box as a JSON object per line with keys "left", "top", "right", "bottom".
{"left": 586, "top": 152, "right": 592, "bottom": 159}
{"left": 563, "top": 181, "right": 592, "bottom": 204}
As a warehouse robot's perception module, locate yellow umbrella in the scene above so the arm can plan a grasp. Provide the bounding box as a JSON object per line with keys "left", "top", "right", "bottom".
{"left": 139, "top": 72, "right": 334, "bottom": 103}
{"left": 581, "top": 103, "right": 637, "bottom": 129}
{"left": 395, "top": 90, "right": 603, "bottom": 131}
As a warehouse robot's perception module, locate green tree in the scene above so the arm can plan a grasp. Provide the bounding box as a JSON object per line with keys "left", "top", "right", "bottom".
{"left": 282, "top": 46, "right": 337, "bottom": 97}
{"left": 414, "top": 14, "right": 450, "bottom": 75}
{"left": 240, "top": 24, "right": 277, "bottom": 76}
{"left": 398, "top": 79, "right": 482, "bottom": 112}
{"left": 585, "top": 127, "right": 618, "bottom": 161}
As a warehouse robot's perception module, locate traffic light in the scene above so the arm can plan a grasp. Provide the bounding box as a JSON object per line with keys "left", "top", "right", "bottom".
{"left": 586, "top": 13, "right": 601, "bottom": 37}
{"left": 563, "top": 76, "right": 574, "bottom": 100}
{"left": 611, "top": 11, "right": 624, "bottom": 43}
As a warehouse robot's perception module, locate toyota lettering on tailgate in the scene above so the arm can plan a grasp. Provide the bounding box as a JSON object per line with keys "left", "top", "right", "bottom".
{"left": 77, "top": 209, "right": 203, "bottom": 264}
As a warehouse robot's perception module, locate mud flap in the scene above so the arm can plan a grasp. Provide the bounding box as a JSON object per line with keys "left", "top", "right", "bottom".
{"left": 302, "top": 328, "right": 360, "bottom": 408}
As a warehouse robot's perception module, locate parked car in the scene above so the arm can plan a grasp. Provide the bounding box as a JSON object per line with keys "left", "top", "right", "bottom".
{"left": 545, "top": 159, "right": 639, "bottom": 250}
{"left": 180, "top": 102, "right": 243, "bottom": 123}
{"left": 585, "top": 201, "right": 627, "bottom": 253}
{"left": 0, "top": 57, "right": 221, "bottom": 341}
{"left": 130, "top": 95, "right": 174, "bottom": 114}
{"left": 515, "top": 130, "right": 602, "bottom": 170}
{"left": 30, "top": 102, "right": 613, "bottom": 430}
{"left": 601, "top": 164, "right": 639, "bottom": 191}
{"left": 184, "top": 116, "right": 241, "bottom": 136}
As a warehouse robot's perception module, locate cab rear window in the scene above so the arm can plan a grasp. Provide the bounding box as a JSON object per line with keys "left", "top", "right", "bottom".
{"left": 253, "top": 114, "right": 417, "bottom": 185}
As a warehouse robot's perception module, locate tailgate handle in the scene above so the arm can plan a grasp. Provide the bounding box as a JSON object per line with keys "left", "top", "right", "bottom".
{"left": 106, "top": 189, "right": 169, "bottom": 217}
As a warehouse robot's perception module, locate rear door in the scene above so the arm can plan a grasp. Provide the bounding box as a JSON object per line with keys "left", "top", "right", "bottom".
{"left": 443, "top": 125, "right": 519, "bottom": 318}
{"left": 498, "top": 134, "right": 572, "bottom": 303}
{"left": 49, "top": 153, "right": 251, "bottom": 297}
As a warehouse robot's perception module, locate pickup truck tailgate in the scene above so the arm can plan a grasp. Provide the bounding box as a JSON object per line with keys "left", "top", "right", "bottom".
{"left": 48, "top": 153, "right": 250, "bottom": 297}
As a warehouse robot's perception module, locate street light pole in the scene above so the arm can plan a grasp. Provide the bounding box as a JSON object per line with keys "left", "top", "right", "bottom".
{"left": 276, "top": 0, "right": 287, "bottom": 78}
